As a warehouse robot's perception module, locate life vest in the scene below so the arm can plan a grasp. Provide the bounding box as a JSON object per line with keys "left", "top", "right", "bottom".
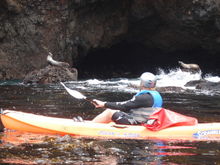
{"left": 135, "top": 90, "right": 163, "bottom": 108}
{"left": 130, "top": 90, "right": 163, "bottom": 123}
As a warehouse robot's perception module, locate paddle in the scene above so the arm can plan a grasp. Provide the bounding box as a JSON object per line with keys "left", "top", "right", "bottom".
{"left": 60, "top": 82, "right": 97, "bottom": 105}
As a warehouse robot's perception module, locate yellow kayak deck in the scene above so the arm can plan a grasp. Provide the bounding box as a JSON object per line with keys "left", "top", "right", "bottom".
{"left": 1, "top": 110, "right": 220, "bottom": 141}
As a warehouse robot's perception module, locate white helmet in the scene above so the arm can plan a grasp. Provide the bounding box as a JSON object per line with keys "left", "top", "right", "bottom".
{"left": 140, "top": 72, "right": 157, "bottom": 88}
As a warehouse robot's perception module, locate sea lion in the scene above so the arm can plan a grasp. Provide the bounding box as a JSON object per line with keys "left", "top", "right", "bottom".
{"left": 178, "top": 61, "right": 200, "bottom": 73}
{"left": 178, "top": 61, "right": 200, "bottom": 70}
{"left": 47, "top": 52, "right": 70, "bottom": 68}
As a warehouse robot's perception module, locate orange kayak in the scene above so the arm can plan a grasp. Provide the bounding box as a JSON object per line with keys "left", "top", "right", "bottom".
{"left": 1, "top": 110, "right": 220, "bottom": 141}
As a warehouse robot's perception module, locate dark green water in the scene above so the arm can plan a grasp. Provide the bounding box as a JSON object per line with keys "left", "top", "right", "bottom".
{"left": 0, "top": 81, "right": 220, "bottom": 164}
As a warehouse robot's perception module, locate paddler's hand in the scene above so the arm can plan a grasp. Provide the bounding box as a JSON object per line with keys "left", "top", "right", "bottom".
{"left": 92, "top": 99, "right": 106, "bottom": 108}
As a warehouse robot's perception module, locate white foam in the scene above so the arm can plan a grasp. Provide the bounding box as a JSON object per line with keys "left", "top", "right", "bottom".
{"left": 65, "top": 69, "right": 219, "bottom": 95}
{"left": 204, "top": 74, "right": 220, "bottom": 82}
{"left": 156, "top": 68, "right": 202, "bottom": 88}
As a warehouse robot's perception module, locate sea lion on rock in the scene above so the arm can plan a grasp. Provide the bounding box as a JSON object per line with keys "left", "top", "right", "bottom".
{"left": 47, "top": 52, "right": 70, "bottom": 68}
{"left": 178, "top": 61, "right": 200, "bottom": 73}
{"left": 178, "top": 61, "right": 200, "bottom": 69}
{"left": 23, "top": 52, "right": 78, "bottom": 84}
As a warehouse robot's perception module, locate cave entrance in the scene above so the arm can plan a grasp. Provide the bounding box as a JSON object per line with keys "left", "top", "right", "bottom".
{"left": 78, "top": 42, "right": 174, "bottom": 79}
{"left": 77, "top": 42, "right": 220, "bottom": 79}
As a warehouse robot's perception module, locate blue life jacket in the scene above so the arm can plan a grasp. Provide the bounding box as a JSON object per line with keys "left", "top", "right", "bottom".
{"left": 135, "top": 90, "right": 163, "bottom": 108}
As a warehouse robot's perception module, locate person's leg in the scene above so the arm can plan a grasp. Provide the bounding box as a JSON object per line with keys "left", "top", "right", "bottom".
{"left": 112, "top": 111, "right": 139, "bottom": 125}
{"left": 92, "top": 109, "right": 119, "bottom": 123}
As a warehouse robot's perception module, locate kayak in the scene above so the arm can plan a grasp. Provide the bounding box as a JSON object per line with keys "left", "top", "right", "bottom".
{"left": 1, "top": 110, "right": 220, "bottom": 141}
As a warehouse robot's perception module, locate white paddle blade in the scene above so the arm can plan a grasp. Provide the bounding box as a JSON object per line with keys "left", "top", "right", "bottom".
{"left": 60, "top": 82, "right": 86, "bottom": 99}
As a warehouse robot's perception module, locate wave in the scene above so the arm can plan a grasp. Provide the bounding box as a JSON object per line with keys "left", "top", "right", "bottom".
{"left": 74, "top": 68, "right": 220, "bottom": 95}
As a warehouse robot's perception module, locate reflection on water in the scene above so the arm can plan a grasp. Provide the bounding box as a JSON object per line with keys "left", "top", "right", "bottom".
{"left": 0, "top": 80, "right": 220, "bottom": 164}
{"left": 0, "top": 130, "right": 201, "bottom": 164}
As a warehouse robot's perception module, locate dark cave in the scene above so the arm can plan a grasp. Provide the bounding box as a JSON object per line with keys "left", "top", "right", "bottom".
{"left": 78, "top": 42, "right": 220, "bottom": 79}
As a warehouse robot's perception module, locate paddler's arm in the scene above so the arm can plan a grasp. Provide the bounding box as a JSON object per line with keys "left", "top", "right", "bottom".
{"left": 92, "top": 94, "right": 153, "bottom": 111}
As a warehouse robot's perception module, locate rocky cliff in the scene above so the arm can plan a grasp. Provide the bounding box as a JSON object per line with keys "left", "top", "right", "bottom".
{"left": 1, "top": 0, "right": 220, "bottom": 80}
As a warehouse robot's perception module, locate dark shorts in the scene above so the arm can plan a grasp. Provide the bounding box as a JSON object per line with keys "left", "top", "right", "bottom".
{"left": 111, "top": 111, "right": 139, "bottom": 125}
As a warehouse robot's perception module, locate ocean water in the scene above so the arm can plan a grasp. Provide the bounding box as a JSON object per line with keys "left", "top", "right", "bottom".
{"left": 0, "top": 69, "right": 220, "bottom": 164}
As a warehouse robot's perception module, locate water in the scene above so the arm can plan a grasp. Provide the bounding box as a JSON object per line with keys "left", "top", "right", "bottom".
{"left": 0, "top": 69, "right": 220, "bottom": 164}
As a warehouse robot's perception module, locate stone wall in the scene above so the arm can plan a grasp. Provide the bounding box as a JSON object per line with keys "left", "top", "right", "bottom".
{"left": 0, "top": 0, "right": 220, "bottom": 80}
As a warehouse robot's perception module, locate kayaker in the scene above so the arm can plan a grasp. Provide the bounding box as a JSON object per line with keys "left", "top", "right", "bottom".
{"left": 74, "top": 72, "right": 163, "bottom": 125}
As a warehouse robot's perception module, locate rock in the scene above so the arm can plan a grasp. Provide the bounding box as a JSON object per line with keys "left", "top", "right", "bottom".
{"left": 23, "top": 51, "right": 77, "bottom": 84}
{"left": 4, "top": 0, "right": 23, "bottom": 14}
{"left": 23, "top": 65, "right": 78, "bottom": 84}
{"left": 156, "top": 86, "right": 185, "bottom": 93}
{"left": 185, "top": 79, "right": 220, "bottom": 91}
{"left": 185, "top": 80, "right": 207, "bottom": 87}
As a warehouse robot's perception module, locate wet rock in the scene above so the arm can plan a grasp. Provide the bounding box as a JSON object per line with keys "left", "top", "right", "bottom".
{"left": 157, "top": 86, "right": 185, "bottom": 93}
{"left": 3, "top": 0, "right": 23, "bottom": 14}
{"left": 185, "top": 79, "right": 220, "bottom": 91}
{"left": 23, "top": 65, "right": 78, "bottom": 84}
{"left": 185, "top": 80, "right": 207, "bottom": 87}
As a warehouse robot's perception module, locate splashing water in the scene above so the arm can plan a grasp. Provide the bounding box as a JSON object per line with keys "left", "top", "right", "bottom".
{"left": 71, "top": 68, "right": 204, "bottom": 93}
{"left": 204, "top": 74, "right": 220, "bottom": 82}
{"left": 156, "top": 68, "right": 202, "bottom": 88}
